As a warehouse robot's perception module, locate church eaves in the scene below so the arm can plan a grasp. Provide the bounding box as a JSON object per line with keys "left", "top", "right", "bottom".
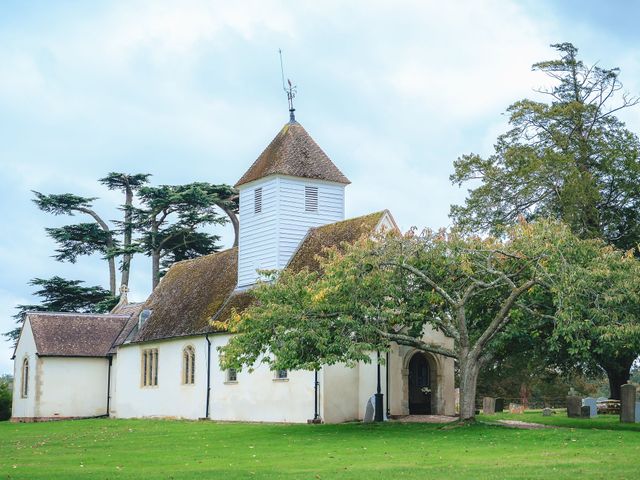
{"left": 235, "top": 121, "right": 351, "bottom": 187}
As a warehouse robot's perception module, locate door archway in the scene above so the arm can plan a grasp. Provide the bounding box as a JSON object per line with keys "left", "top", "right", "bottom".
{"left": 408, "top": 353, "right": 431, "bottom": 414}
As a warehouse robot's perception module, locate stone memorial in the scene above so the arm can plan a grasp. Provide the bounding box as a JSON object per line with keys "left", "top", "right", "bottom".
{"left": 542, "top": 407, "right": 553, "bottom": 416}
{"left": 635, "top": 402, "right": 640, "bottom": 423}
{"left": 482, "top": 397, "right": 496, "bottom": 415}
{"left": 363, "top": 395, "right": 375, "bottom": 423}
{"left": 495, "top": 398, "right": 504, "bottom": 413}
{"left": 566, "top": 395, "right": 582, "bottom": 418}
{"left": 580, "top": 405, "right": 591, "bottom": 418}
{"left": 509, "top": 403, "right": 524, "bottom": 414}
{"left": 620, "top": 384, "right": 637, "bottom": 423}
{"left": 582, "top": 397, "right": 597, "bottom": 417}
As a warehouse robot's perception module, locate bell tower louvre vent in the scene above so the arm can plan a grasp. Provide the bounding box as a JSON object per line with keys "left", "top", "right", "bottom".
{"left": 305, "top": 186, "right": 318, "bottom": 212}
{"left": 254, "top": 187, "right": 263, "bottom": 214}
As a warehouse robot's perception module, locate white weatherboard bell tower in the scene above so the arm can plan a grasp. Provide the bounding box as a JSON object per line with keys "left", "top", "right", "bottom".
{"left": 235, "top": 118, "right": 351, "bottom": 287}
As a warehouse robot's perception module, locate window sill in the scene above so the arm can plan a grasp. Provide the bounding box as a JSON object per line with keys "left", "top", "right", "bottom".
{"left": 273, "top": 378, "right": 289, "bottom": 382}
{"left": 181, "top": 383, "right": 196, "bottom": 387}
{"left": 224, "top": 381, "right": 238, "bottom": 385}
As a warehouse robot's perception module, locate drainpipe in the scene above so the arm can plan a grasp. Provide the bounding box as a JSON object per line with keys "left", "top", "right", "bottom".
{"left": 386, "top": 350, "right": 390, "bottom": 418}
{"left": 314, "top": 370, "right": 320, "bottom": 421}
{"left": 106, "top": 356, "right": 113, "bottom": 417}
{"left": 205, "top": 334, "right": 212, "bottom": 419}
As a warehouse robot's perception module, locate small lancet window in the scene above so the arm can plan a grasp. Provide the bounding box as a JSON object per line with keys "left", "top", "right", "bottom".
{"left": 254, "top": 187, "right": 263, "bottom": 214}
{"left": 305, "top": 186, "right": 318, "bottom": 212}
{"left": 275, "top": 369, "right": 288, "bottom": 380}
{"left": 182, "top": 346, "right": 195, "bottom": 385}
{"left": 21, "top": 358, "right": 29, "bottom": 398}
{"left": 226, "top": 368, "right": 237, "bottom": 383}
{"left": 142, "top": 348, "right": 158, "bottom": 387}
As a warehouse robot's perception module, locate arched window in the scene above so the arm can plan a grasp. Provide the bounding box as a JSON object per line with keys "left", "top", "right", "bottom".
{"left": 21, "top": 357, "right": 29, "bottom": 398}
{"left": 182, "top": 346, "right": 195, "bottom": 385}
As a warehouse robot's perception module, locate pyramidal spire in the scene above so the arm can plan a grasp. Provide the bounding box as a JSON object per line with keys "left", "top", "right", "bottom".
{"left": 279, "top": 49, "right": 297, "bottom": 123}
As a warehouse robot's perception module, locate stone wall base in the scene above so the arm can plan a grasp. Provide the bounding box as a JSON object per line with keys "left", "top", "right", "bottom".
{"left": 11, "top": 416, "right": 93, "bottom": 423}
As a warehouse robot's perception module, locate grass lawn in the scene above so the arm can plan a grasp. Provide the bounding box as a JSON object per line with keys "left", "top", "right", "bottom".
{"left": 1, "top": 414, "right": 639, "bottom": 479}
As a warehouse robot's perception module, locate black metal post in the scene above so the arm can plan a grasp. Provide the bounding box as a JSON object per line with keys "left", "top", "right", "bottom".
{"left": 314, "top": 370, "right": 319, "bottom": 420}
{"left": 375, "top": 351, "right": 384, "bottom": 422}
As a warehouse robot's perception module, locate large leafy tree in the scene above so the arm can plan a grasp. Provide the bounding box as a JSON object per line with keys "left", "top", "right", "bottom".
{"left": 135, "top": 182, "right": 228, "bottom": 289}
{"left": 5, "top": 277, "right": 116, "bottom": 343}
{"left": 218, "top": 220, "right": 592, "bottom": 421}
{"left": 450, "top": 43, "right": 640, "bottom": 398}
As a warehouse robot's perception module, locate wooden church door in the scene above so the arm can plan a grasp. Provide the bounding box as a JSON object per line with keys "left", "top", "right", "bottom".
{"left": 408, "top": 353, "right": 431, "bottom": 414}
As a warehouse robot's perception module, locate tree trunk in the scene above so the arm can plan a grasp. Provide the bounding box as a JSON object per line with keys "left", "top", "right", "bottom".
{"left": 219, "top": 204, "right": 239, "bottom": 248}
{"left": 600, "top": 355, "right": 635, "bottom": 400}
{"left": 152, "top": 250, "right": 160, "bottom": 290}
{"left": 458, "top": 358, "right": 481, "bottom": 421}
{"left": 120, "top": 187, "right": 134, "bottom": 289}
{"left": 108, "top": 257, "right": 116, "bottom": 295}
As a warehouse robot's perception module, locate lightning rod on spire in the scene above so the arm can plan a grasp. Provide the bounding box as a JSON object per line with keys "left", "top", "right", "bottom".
{"left": 279, "top": 48, "right": 297, "bottom": 122}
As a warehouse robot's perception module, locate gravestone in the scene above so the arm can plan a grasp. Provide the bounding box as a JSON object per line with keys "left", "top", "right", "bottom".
{"left": 582, "top": 397, "right": 597, "bottom": 417}
{"left": 620, "top": 384, "right": 637, "bottom": 423}
{"left": 566, "top": 395, "right": 582, "bottom": 418}
{"left": 542, "top": 408, "right": 553, "bottom": 417}
{"left": 482, "top": 397, "right": 496, "bottom": 415}
{"left": 635, "top": 402, "right": 640, "bottom": 423}
{"left": 495, "top": 398, "right": 504, "bottom": 413}
{"left": 363, "top": 395, "right": 375, "bottom": 423}
{"left": 509, "top": 403, "right": 524, "bottom": 414}
{"left": 580, "top": 405, "right": 591, "bottom": 418}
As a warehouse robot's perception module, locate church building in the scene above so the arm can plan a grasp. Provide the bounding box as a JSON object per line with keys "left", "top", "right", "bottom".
{"left": 11, "top": 115, "right": 455, "bottom": 423}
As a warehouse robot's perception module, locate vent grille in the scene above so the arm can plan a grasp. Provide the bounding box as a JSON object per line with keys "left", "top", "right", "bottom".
{"left": 305, "top": 186, "right": 318, "bottom": 212}
{"left": 254, "top": 187, "right": 262, "bottom": 214}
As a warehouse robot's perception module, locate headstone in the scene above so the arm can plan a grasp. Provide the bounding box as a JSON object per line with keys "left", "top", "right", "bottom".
{"left": 566, "top": 395, "right": 582, "bottom": 418}
{"left": 582, "top": 397, "right": 597, "bottom": 417}
{"left": 482, "top": 397, "right": 496, "bottom": 415}
{"left": 635, "top": 402, "right": 640, "bottom": 423}
{"left": 509, "top": 403, "right": 524, "bottom": 414}
{"left": 495, "top": 398, "right": 504, "bottom": 413}
{"left": 542, "top": 408, "right": 553, "bottom": 416}
{"left": 580, "top": 405, "right": 591, "bottom": 418}
{"left": 363, "top": 395, "right": 375, "bottom": 423}
{"left": 620, "top": 384, "right": 637, "bottom": 423}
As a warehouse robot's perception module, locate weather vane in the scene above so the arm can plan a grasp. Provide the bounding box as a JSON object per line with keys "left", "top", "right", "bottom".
{"left": 279, "top": 48, "right": 297, "bottom": 122}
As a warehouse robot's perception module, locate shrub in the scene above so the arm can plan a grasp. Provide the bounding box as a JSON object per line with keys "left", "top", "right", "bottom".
{"left": 0, "top": 380, "right": 12, "bottom": 421}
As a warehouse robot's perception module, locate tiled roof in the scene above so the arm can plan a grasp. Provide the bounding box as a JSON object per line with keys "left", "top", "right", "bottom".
{"left": 27, "top": 312, "right": 130, "bottom": 357}
{"left": 287, "top": 211, "right": 388, "bottom": 273}
{"left": 128, "top": 212, "right": 392, "bottom": 343}
{"left": 235, "top": 121, "right": 350, "bottom": 187}
{"left": 133, "top": 248, "right": 238, "bottom": 343}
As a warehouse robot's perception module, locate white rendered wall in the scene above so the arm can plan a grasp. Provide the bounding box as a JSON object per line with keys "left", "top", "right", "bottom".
{"left": 320, "top": 363, "right": 360, "bottom": 423}
{"left": 209, "top": 334, "right": 317, "bottom": 423}
{"left": 37, "top": 357, "right": 109, "bottom": 418}
{"left": 11, "top": 319, "right": 37, "bottom": 419}
{"left": 237, "top": 175, "right": 345, "bottom": 287}
{"left": 112, "top": 336, "right": 208, "bottom": 419}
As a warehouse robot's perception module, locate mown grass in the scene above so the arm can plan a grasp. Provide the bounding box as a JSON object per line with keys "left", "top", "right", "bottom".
{"left": 0, "top": 415, "right": 639, "bottom": 479}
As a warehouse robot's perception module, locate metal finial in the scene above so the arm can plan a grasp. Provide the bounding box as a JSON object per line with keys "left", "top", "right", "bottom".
{"left": 279, "top": 49, "right": 297, "bottom": 122}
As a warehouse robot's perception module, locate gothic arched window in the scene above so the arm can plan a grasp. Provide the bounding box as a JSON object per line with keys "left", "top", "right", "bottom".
{"left": 182, "top": 346, "right": 195, "bottom": 385}
{"left": 21, "top": 357, "right": 29, "bottom": 398}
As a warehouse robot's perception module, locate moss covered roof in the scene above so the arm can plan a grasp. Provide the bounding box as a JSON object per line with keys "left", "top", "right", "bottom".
{"left": 235, "top": 121, "right": 350, "bottom": 187}
{"left": 131, "top": 212, "right": 390, "bottom": 342}
{"left": 134, "top": 248, "right": 238, "bottom": 342}
{"left": 287, "top": 211, "right": 387, "bottom": 273}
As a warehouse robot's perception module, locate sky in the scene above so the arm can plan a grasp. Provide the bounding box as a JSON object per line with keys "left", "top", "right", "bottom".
{"left": 1, "top": 0, "right": 640, "bottom": 375}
